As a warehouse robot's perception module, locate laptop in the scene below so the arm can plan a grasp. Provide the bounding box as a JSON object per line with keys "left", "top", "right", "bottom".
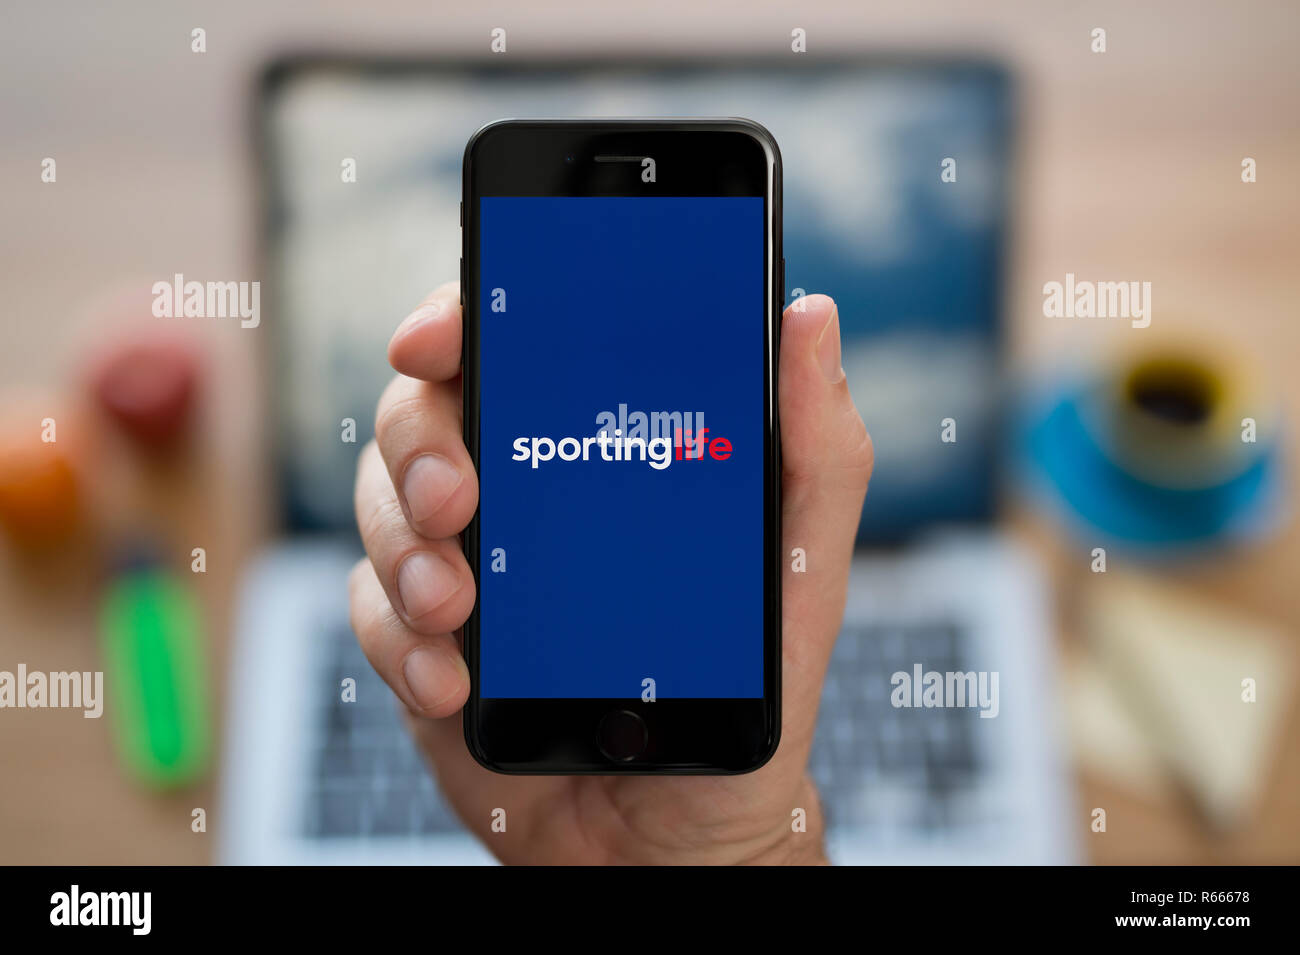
{"left": 220, "top": 55, "right": 1077, "bottom": 865}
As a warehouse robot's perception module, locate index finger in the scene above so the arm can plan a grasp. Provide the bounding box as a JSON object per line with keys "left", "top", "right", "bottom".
{"left": 387, "top": 281, "right": 463, "bottom": 382}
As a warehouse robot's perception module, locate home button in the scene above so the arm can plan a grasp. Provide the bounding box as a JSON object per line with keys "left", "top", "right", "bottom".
{"left": 596, "top": 709, "right": 648, "bottom": 762}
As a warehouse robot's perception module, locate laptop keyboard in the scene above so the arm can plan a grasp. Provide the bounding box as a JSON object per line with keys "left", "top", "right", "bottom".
{"left": 304, "top": 627, "right": 462, "bottom": 837}
{"left": 809, "top": 619, "right": 983, "bottom": 834}
{"left": 304, "top": 617, "right": 984, "bottom": 839}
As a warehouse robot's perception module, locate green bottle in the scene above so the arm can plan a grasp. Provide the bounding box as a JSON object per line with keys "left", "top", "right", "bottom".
{"left": 100, "top": 560, "right": 210, "bottom": 787}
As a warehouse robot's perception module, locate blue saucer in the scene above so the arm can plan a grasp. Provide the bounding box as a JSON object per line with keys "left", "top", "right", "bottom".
{"left": 1022, "top": 386, "right": 1284, "bottom": 554}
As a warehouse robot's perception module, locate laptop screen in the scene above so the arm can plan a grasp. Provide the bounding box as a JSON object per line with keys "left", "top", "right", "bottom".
{"left": 258, "top": 58, "right": 1011, "bottom": 541}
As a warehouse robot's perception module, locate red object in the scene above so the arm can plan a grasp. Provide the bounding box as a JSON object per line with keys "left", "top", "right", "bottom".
{"left": 89, "top": 341, "right": 198, "bottom": 446}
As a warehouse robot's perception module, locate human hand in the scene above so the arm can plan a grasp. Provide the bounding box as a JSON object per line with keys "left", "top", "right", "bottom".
{"left": 349, "top": 282, "right": 872, "bottom": 864}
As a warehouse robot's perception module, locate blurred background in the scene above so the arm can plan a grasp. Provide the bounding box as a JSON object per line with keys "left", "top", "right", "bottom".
{"left": 1, "top": 0, "right": 1297, "bottom": 864}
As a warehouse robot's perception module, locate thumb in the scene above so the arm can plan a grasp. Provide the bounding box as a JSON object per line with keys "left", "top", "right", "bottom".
{"left": 774, "top": 293, "right": 873, "bottom": 767}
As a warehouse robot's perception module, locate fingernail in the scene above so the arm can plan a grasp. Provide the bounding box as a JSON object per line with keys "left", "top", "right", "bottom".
{"left": 816, "top": 304, "right": 845, "bottom": 383}
{"left": 403, "top": 645, "right": 460, "bottom": 711}
{"left": 403, "top": 453, "right": 463, "bottom": 524}
{"left": 394, "top": 300, "right": 444, "bottom": 339}
{"left": 396, "top": 551, "right": 462, "bottom": 621}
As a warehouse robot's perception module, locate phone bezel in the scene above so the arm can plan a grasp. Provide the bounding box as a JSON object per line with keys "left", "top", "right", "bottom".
{"left": 461, "top": 119, "right": 783, "bottom": 774}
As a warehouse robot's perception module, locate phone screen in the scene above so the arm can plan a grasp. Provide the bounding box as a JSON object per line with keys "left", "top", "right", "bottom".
{"left": 477, "top": 195, "right": 766, "bottom": 699}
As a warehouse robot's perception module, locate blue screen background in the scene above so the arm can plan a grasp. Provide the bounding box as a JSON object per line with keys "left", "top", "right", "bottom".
{"left": 478, "top": 196, "right": 765, "bottom": 698}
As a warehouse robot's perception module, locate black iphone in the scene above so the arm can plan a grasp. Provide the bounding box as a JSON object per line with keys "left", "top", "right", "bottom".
{"left": 460, "top": 119, "right": 782, "bottom": 773}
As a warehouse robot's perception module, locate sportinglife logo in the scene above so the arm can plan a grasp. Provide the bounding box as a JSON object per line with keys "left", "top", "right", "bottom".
{"left": 512, "top": 403, "right": 732, "bottom": 471}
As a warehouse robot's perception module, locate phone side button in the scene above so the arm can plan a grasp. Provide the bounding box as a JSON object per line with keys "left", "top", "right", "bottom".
{"left": 459, "top": 257, "right": 465, "bottom": 307}
{"left": 596, "top": 709, "right": 648, "bottom": 762}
